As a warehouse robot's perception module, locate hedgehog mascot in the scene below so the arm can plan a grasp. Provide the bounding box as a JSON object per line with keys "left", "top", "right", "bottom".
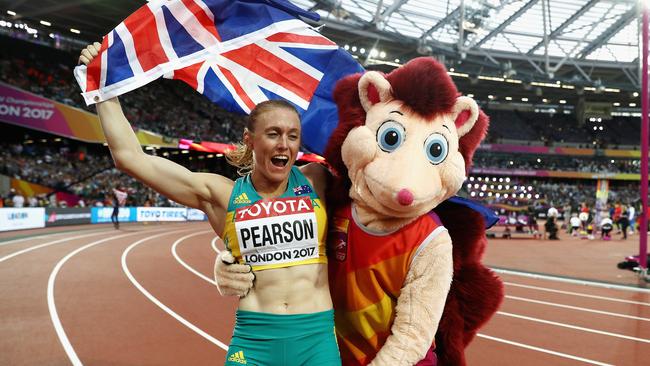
{"left": 215, "top": 57, "right": 503, "bottom": 366}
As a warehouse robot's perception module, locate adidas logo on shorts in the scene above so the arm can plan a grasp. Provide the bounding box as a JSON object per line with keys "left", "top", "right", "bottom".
{"left": 228, "top": 350, "right": 247, "bottom": 364}
{"left": 234, "top": 193, "right": 251, "bottom": 204}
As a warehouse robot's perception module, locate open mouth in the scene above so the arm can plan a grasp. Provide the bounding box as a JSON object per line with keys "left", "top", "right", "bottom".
{"left": 270, "top": 155, "right": 289, "bottom": 168}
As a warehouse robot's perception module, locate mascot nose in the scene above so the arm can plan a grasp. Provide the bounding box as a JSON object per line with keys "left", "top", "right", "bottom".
{"left": 397, "top": 189, "right": 414, "bottom": 206}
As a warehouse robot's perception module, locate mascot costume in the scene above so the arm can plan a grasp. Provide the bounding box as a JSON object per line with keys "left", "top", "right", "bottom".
{"left": 216, "top": 57, "right": 503, "bottom": 365}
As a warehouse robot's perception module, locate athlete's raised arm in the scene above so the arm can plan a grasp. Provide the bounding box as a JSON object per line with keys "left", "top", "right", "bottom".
{"left": 79, "top": 43, "right": 233, "bottom": 210}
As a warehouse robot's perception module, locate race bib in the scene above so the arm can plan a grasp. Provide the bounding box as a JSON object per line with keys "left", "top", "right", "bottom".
{"left": 235, "top": 196, "right": 319, "bottom": 267}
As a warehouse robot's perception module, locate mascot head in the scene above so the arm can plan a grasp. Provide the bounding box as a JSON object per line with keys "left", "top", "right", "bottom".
{"left": 325, "top": 57, "right": 489, "bottom": 220}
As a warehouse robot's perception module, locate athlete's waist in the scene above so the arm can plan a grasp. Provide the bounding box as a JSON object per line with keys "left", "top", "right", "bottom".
{"left": 234, "top": 309, "right": 334, "bottom": 340}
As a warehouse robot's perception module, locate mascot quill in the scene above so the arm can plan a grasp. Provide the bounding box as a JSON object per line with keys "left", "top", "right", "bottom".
{"left": 216, "top": 57, "right": 503, "bottom": 365}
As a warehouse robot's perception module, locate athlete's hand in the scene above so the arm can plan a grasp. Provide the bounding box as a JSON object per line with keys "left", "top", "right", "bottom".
{"left": 78, "top": 42, "right": 102, "bottom": 65}
{"left": 214, "top": 251, "right": 255, "bottom": 297}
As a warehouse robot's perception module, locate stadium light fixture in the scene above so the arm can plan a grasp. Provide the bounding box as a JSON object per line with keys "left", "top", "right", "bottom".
{"left": 344, "top": 44, "right": 349, "bottom": 50}
{"left": 70, "top": 28, "right": 80, "bottom": 34}
{"left": 40, "top": 20, "right": 51, "bottom": 26}
{"left": 559, "top": 100, "right": 566, "bottom": 104}
{"left": 379, "top": 51, "right": 386, "bottom": 58}
{"left": 351, "top": 46, "right": 357, "bottom": 52}
{"left": 505, "top": 96, "right": 512, "bottom": 101}
{"left": 611, "top": 160, "right": 615, "bottom": 164}
{"left": 630, "top": 103, "right": 637, "bottom": 107}
{"left": 181, "top": 150, "right": 189, "bottom": 154}
{"left": 599, "top": 126, "right": 604, "bottom": 131}
{"left": 536, "top": 158, "right": 541, "bottom": 163}
{"left": 488, "top": 95, "right": 495, "bottom": 99}
{"left": 593, "top": 126, "right": 598, "bottom": 130}
{"left": 542, "top": 98, "right": 549, "bottom": 103}
{"left": 360, "top": 48, "right": 366, "bottom": 54}
{"left": 613, "top": 102, "right": 620, "bottom": 106}
{"left": 521, "top": 97, "right": 528, "bottom": 102}
{"left": 505, "top": 178, "right": 511, "bottom": 182}
{"left": 467, "top": 93, "right": 474, "bottom": 98}
{"left": 504, "top": 194, "right": 509, "bottom": 198}
{"left": 7, "top": 10, "right": 16, "bottom": 16}
{"left": 216, "top": 153, "right": 224, "bottom": 157}
{"left": 394, "top": 58, "right": 400, "bottom": 63}
{"left": 449, "top": 67, "right": 455, "bottom": 72}
{"left": 633, "top": 92, "right": 639, "bottom": 97}
{"left": 369, "top": 49, "right": 378, "bottom": 57}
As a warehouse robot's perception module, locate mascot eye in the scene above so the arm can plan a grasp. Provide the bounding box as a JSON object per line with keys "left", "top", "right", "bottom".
{"left": 424, "top": 133, "right": 448, "bottom": 165}
{"left": 376, "top": 121, "right": 405, "bottom": 152}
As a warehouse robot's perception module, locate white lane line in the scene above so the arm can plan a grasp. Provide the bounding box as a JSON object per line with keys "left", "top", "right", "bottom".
{"left": 210, "top": 236, "right": 221, "bottom": 254}
{"left": 494, "top": 268, "right": 650, "bottom": 293}
{"left": 48, "top": 229, "right": 165, "bottom": 366}
{"left": 505, "top": 282, "right": 650, "bottom": 306}
{"left": 477, "top": 334, "right": 613, "bottom": 366}
{"left": 0, "top": 230, "right": 113, "bottom": 263}
{"left": 122, "top": 231, "right": 229, "bottom": 351}
{"left": 506, "top": 295, "right": 650, "bottom": 322}
{"left": 171, "top": 231, "right": 216, "bottom": 285}
{"left": 0, "top": 231, "right": 70, "bottom": 246}
{"left": 497, "top": 311, "right": 650, "bottom": 343}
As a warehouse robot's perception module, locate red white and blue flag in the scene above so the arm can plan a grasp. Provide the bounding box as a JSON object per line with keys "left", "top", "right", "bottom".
{"left": 73, "top": 0, "right": 363, "bottom": 154}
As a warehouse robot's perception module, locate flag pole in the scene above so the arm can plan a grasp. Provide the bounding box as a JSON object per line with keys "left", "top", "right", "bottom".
{"left": 640, "top": 0, "right": 649, "bottom": 279}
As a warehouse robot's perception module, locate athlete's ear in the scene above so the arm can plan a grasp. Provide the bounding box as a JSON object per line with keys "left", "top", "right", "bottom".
{"left": 243, "top": 128, "right": 253, "bottom": 149}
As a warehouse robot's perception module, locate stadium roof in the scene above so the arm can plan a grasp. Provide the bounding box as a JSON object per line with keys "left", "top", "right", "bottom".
{"left": 0, "top": 0, "right": 644, "bottom": 104}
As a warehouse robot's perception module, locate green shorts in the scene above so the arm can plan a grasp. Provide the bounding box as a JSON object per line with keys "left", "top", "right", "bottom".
{"left": 224, "top": 309, "right": 341, "bottom": 366}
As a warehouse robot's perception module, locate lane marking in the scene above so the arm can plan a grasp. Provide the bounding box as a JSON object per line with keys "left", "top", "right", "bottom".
{"left": 493, "top": 268, "right": 650, "bottom": 293}
{"left": 171, "top": 231, "right": 216, "bottom": 285}
{"left": 497, "top": 311, "right": 650, "bottom": 343}
{"left": 122, "top": 231, "right": 229, "bottom": 351}
{"left": 48, "top": 229, "right": 171, "bottom": 365}
{"left": 0, "top": 231, "right": 70, "bottom": 246}
{"left": 0, "top": 230, "right": 113, "bottom": 263}
{"left": 0, "top": 227, "right": 107, "bottom": 246}
{"left": 505, "top": 295, "right": 650, "bottom": 321}
{"left": 210, "top": 236, "right": 221, "bottom": 254}
{"left": 505, "top": 282, "right": 650, "bottom": 306}
{"left": 477, "top": 334, "right": 613, "bottom": 366}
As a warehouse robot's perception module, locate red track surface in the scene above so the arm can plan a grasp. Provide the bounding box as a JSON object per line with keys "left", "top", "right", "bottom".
{"left": 1, "top": 222, "right": 649, "bottom": 365}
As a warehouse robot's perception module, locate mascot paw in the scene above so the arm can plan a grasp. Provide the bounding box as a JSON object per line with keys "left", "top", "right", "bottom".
{"left": 214, "top": 251, "right": 255, "bottom": 297}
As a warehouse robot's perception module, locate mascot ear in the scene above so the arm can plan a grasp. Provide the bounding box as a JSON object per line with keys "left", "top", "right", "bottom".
{"left": 452, "top": 96, "right": 480, "bottom": 137}
{"left": 358, "top": 71, "right": 392, "bottom": 112}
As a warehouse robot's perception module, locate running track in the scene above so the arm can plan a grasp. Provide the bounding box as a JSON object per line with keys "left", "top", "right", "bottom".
{"left": 1, "top": 222, "right": 648, "bottom": 365}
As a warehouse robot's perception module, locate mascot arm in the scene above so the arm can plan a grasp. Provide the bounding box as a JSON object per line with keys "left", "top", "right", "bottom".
{"left": 214, "top": 251, "right": 255, "bottom": 297}
{"left": 369, "top": 230, "right": 453, "bottom": 366}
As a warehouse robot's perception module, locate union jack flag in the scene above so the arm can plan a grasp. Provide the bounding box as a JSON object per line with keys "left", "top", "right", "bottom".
{"left": 73, "top": 0, "right": 363, "bottom": 154}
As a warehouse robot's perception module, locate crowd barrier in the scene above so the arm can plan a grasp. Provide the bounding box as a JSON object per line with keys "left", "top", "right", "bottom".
{"left": 0, "top": 206, "right": 207, "bottom": 232}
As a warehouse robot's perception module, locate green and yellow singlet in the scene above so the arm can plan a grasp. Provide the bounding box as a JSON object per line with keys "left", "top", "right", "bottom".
{"left": 222, "top": 166, "right": 327, "bottom": 271}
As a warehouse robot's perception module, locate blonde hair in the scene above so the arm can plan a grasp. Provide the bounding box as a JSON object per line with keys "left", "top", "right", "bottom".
{"left": 225, "top": 100, "right": 299, "bottom": 176}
